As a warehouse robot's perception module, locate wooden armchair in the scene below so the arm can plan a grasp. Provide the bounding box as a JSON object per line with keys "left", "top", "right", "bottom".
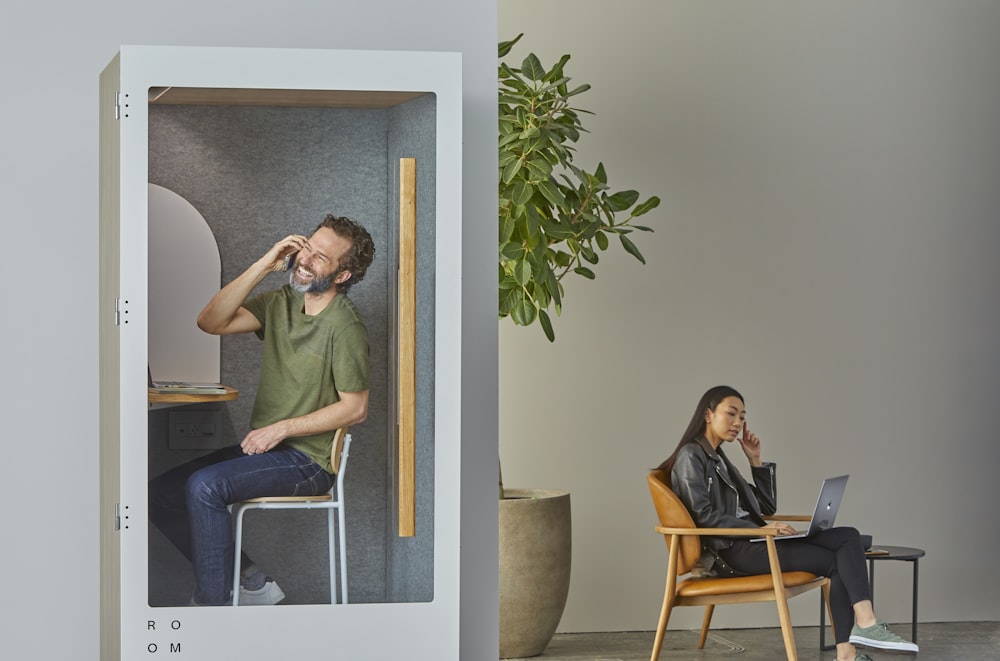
{"left": 647, "top": 470, "right": 831, "bottom": 661}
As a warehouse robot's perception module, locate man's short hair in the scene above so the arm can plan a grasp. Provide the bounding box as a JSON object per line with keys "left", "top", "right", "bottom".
{"left": 316, "top": 214, "right": 375, "bottom": 294}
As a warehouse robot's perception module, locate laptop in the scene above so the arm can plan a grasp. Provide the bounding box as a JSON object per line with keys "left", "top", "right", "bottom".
{"left": 750, "top": 474, "right": 849, "bottom": 542}
{"left": 148, "top": 366, "right": 227, "bottom": 395}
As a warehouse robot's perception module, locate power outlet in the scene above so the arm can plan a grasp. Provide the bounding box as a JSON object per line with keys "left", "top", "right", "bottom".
{"left": 168, "top": 411, "right": 223, "bottom": 449}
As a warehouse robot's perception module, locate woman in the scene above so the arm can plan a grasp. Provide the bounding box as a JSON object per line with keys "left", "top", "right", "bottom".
{"left": 659, "top": 385, "right": 917, "bottom": 661}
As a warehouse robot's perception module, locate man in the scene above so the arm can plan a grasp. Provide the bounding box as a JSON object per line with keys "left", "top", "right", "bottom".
{"left": 149, "top": 214, "right": 375, "bottom": 606}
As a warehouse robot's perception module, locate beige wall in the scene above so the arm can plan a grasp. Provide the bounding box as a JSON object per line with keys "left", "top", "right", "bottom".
{"left": 500, "top": 1, "right": 1000, "bottom": 633}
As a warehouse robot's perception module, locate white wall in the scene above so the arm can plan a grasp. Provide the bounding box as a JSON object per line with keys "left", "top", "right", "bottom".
{"left": 0, "top": 2, "right": 497, "bottom": 659}
{"left": 500, "top": 1, "right": 1000, "bottom": 633}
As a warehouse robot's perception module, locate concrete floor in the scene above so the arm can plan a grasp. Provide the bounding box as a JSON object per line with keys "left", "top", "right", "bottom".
{"left": 510, "top": 622, "right": 1000, "bottom": 660}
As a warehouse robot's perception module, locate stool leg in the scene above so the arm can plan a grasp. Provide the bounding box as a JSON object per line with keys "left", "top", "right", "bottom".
{"left": 232, "top": 505, "right": 247, "bottom": 606}
{"left": 337, "top": 504, "right": 348, "bottom": 604}
{"left": 327, "top": 507, "right": 337, "bottom": 604}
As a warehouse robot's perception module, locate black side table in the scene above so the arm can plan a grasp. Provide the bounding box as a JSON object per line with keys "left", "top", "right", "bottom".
{"left": 819, "top": 545, "right": 925, "bottom": 651}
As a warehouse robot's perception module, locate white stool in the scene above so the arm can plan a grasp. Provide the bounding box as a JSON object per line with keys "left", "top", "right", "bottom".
{"left": 231, "top": 428, "right": 352, "bottom": 605}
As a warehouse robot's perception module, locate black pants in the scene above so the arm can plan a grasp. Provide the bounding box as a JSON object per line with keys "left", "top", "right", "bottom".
{"left": 718, "top": 526, "right": 871, "bottom": 644}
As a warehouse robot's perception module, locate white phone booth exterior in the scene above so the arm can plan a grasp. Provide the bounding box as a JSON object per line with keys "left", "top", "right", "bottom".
{"left": 99, "top": 46, "right": 462, "bottom": 660}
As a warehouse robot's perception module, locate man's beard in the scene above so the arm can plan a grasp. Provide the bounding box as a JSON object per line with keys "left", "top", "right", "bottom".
{"left": 289, "top": 265, "right": 335, "bottom": 294}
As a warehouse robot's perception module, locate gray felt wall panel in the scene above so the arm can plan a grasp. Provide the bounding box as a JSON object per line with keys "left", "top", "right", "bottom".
{"left": 146, "top": 97, "right": 436, "bottom": 605}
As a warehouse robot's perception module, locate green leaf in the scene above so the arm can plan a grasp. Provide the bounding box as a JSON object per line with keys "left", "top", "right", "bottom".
{"left": 499, "top": 214, "right": 515, "bottom": 243}
{"left": 499, "top": 285, "right": 522, "bottom": 316}
{"left": 499, "top": 241, "right": 524, "bottom": 261}
{"left": 595, "top": 230, "right": 609, "bottom": 250}
{"left": 521, "top": 53, "right": 546, "bottom": 82}
{"left": 546, "top": 54, "right": 571, "bottom": 81}
{"left": 574, "top": 266, "right": 596, "bottom": 279}
{"left": 518, "top": 125, "right": 541, "bottom": 141}
{"left": 511, "top": 297, "right": 538, "bottom": 326}
{"left": 511, "top": 182, "right": 533, "bottom": 206}
{"left": 538, "top": 309, "right": 555, "bottom": 342}
{"left": 524, "top": 204, "right": 541, "bottom": 237}
{"left": 553, "top": 250, "right": 573, "bottom": 268}
{"left": 631, "top": 195, "right": 661, "bottom": 217}
{"left": 498, "top": 131, "right": 518, "bottom": 149}
{"left": 619, "top": 234, "right": 646, "bottom": 264}
{"left": 594, "top": 162, "right": 608, "bottom": 185}
{"left": 499, "top": 34, "right": 523, "bottom": 58}
{"left": 521, "top": 160, "right": 548, "bottom": 182}
{"left": 537, "top": 180, "right": 565, "bottom": 208}
{"left": 501, "top": 157, "right": 523, "bottom": 185}
{"left": 498, "top": 147, "right": 520, "bottom": 167}
{"left": 498, "top": 275, "right": 518, "bottom": 291}
{"left": 563, "top": 83, "right": 591, "bottom": 98}
{"left": 498, "top": 93, "right": 528, "bottom": 108}
{"left": 515, "top": 259, "right": 532, "bottom": 285}
{"left": 606, "top": 189, "right": 640, "bottom": 211}
{"left": 542, "top": 263, "right": 562, "bottom": 308}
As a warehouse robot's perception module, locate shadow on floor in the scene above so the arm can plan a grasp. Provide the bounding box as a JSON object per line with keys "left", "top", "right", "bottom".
{"left": 507, "top": 621, "right": 999, "bottom": 661}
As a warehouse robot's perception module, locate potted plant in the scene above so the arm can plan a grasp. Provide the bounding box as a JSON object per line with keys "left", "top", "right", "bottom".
{"left": 497, "top": 34, "right": 659, "bottom": 658}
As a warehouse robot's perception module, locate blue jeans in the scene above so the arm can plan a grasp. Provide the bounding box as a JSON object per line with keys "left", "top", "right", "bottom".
{"left": 149, "top": 444, "right": 335, "bottom": 605}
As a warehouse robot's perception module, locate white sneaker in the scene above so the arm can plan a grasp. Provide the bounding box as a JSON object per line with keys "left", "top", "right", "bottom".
{"left": 238, "top": 579, "right": 285, "bottom": 606}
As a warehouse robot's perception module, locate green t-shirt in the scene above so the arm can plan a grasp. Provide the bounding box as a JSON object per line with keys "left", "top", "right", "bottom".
{"left": 243, "top": 286, "right": 369, "bottom": 472}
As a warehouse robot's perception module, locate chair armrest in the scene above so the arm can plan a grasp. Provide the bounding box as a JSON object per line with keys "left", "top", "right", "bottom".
{"left": 764, "top": 514, "right": 812, "bottom": 522}
{"left": 655, "top": 525, "right": 803, "bottom": 582}
{"left": 654, "top": 525, "right": 775, "bottom": 537}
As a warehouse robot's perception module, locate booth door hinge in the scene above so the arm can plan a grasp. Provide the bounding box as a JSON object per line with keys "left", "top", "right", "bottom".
{"left": 114, "top": 91, "right": 130, "bottom": 120}
{"left": 115, "top": 296, "right": 121, "bottom": 326}
{"left": 114, "top": 503, "right": 130, "bottom": 531}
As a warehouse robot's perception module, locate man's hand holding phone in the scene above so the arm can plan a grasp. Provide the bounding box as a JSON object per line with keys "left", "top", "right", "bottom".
{"left": 263, "top": 234, "right": 306, "bottom": 273}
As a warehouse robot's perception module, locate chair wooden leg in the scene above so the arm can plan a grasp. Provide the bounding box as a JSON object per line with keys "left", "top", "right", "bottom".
{"left": 651, "top": 536, "right": 682, "bottom": 661}
{"left": 823, "top": 581, "right": 834, "bottom": 643}
{"left": 697, "top": 604, "right": 715, "bottom": 649}
{"left": 765, "top": 537, "right": 798, "bottom": 660}
{"left": 774, "top": 595, "right": 797, "bottom": 660}
{"left": 650, "top": 588, "right": 674, "bottom": 661}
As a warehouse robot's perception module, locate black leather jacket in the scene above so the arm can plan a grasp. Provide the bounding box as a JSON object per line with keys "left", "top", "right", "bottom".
{"left": 670, "top": 436, "right": 777, "bottom": 556}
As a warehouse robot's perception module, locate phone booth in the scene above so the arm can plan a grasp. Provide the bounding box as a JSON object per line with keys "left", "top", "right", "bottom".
{"left": 99, "top": 45, "right": 462, "bottom": 660}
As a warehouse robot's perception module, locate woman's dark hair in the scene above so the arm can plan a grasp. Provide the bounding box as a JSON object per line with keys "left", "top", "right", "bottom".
{"left": 656, "top": 385, "right": 744, "bottom": 475}
{"left": 316, "top": 214, "right": 375, "bottom": 294}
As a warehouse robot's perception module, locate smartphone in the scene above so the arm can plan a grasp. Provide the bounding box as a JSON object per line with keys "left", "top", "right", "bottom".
{"left": 283, "top": 251, "right": 298, "bottom": 272}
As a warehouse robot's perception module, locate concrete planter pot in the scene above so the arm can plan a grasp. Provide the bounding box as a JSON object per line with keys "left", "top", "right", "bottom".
{"left": 499, "top": 488, "right": 572, "bottom": 658}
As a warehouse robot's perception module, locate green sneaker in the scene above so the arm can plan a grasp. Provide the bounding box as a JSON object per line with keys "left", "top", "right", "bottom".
{"left": 855, "top": 654, "right": 874, "bottom": 661}
{"left": 849, "top": 620, "right": 918, "bottom": 653}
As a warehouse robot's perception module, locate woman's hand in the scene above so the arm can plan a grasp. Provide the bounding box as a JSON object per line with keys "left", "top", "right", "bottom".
{"left": 760, "top": 521, "right": 798, "bottom": 536}
{"left": 738, "top": 422, "right": 763, "bottom": 467}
